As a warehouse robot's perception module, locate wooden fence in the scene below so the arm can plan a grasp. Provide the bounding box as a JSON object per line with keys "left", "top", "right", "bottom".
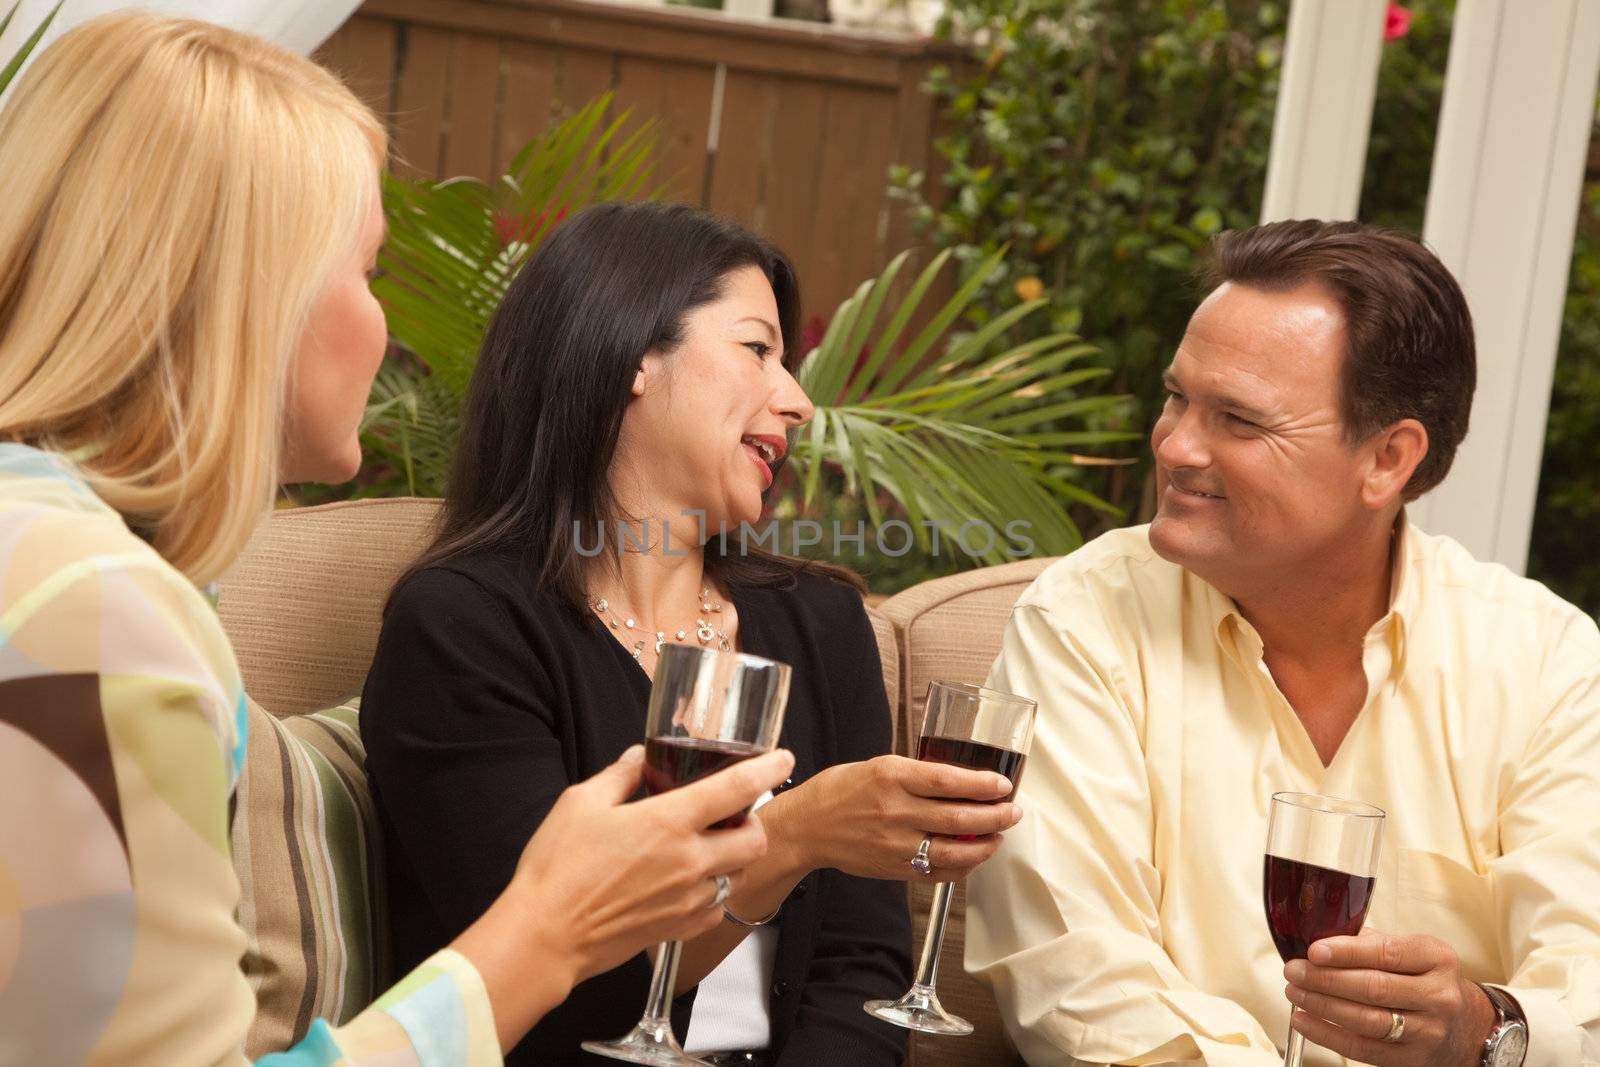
{"left": 315, "top": 0, "right": 962, "bottom": 318}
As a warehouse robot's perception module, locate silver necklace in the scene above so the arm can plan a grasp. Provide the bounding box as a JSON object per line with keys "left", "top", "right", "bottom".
{"left": 591, "top": 585, "right": 731, "bottom": 660}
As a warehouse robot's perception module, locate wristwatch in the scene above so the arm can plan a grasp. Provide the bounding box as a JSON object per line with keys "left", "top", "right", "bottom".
{"left": 1479, "top": 984, "right": 1529, "bottom": 1067}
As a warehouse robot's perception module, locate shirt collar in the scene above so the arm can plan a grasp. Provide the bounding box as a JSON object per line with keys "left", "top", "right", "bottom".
{"left": 1207, "top": 510, "right": 1415, "bottom": 677}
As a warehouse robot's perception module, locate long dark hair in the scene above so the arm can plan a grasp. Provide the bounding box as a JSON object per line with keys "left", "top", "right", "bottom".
{"left": 399, "top": 201, "right": 864, "bottom": 610}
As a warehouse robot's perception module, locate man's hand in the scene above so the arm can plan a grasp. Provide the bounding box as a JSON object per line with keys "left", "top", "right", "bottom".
{"left": 1283, "top": 933, "right": 1496, "bottom": 1066}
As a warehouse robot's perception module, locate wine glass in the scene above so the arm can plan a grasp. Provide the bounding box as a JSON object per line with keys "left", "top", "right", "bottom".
{"left": 582, "top": 643, "right": 792, "bottom": 1066}
{"left": 1263, "top": 791, "right": 1385, "bottom": 1067}
{"left": 864, "top": 680, "right": 1037, "bottom": 1036}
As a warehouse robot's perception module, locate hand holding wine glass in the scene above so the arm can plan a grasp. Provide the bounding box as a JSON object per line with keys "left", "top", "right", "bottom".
{"left": 584, "top": 643, "right": 793, "bottom": 1066}
{"left": 1282, "top": 932, "right": 1498, "bottom": 1066}
{"left": 865, "top": 680, "right": 1037, "bottom": 1036}
{"left": 1263, "top": 792, "right": 1384, "bottom": 1067}
{"left": 453, "top": 741, "right": 793, "bottom": 1053}
{"left": 768, "top": 753, "right": 1022, "bottom": 883}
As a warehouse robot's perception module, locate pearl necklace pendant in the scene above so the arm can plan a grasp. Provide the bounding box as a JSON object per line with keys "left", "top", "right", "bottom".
{"left": 591, "top": 585, "right": 729, "bottom": 660}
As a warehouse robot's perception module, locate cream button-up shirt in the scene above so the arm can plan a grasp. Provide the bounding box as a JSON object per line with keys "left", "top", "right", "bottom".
{"left": 968, "top": 521, "right": 1600, "bottom": 1067}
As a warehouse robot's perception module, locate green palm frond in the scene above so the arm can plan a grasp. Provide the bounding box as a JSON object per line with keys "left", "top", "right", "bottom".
{"left": 359, "top": 363, "right": 461, "bottom": 497}
{"left": 792, "top": 247, "right": 1138, "bottom": 562}
{"left": 362, "top": 94, "right": 658, "bottom": 494}
{"left": 0, "top": 2, "right": 61, "bottom": 96}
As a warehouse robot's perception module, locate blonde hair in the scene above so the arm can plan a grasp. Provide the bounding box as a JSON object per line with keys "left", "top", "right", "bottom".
{"left": 0, "top": 12, "right": 386, "bottom": 582}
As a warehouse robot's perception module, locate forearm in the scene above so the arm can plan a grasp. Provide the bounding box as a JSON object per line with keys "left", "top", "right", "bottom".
{"left": 675, "top": 792, "right": 816, "bottom": 991}
{"left": 451, "top": 883, "right": 583, "bottom": 1054}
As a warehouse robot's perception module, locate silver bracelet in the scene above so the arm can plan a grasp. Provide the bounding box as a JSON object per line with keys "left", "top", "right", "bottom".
{"left": 723, "top": 901, "right": 783, "bottom": 927}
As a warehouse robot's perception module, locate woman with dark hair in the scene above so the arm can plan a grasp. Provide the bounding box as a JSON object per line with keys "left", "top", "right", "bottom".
{"left": 361, "top": 201, "right": 1022, "bottom": 1066}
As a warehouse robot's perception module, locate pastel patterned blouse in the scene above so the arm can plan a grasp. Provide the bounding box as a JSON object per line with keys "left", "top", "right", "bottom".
{"left": 0, "top": 444, "right": 501, "bottom": 1065}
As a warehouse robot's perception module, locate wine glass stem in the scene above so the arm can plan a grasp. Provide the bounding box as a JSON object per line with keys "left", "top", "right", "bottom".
{"left": 913, "top": 881, "right": 956, "bottom": 989}
{"left": 641, "top": 939, "right": 683, "bottom": 1031}
{"left": 1283, "top": 1025, "right": 1305, "bottom": 1067}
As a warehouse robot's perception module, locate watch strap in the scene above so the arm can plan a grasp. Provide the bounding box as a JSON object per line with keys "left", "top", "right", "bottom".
{"left": 1479, "top": 984, "right": 1527, "bottom": 1067}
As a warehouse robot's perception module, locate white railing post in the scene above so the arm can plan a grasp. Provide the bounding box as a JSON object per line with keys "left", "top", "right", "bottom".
{"left": 1260, "top": 0, "right": 1388, "bottom": 222}
{"left": 1410, "top": 0, "right": 1600, "bottom": 571}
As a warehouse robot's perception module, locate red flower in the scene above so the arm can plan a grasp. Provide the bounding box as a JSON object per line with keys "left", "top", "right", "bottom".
{"left": 799, "top": 315, "right": 828, "bottom": 359}
{"left": 493, "top": 205, "right": 568, "bottom": 247}
{"left": 1384, "top": 4, "right": 1412, "bottom": 41}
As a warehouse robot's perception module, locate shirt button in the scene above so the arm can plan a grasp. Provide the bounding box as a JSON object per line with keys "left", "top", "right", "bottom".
{"left": 792, "top": 880, "right": 809, "bottom": 898}
{"left": 771, "top": 980, "right": 791, "bottom": 998}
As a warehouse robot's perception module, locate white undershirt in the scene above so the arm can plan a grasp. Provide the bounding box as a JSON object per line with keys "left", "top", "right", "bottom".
{"left": 683, "top": 791, "right": 778, "bottom": 1053}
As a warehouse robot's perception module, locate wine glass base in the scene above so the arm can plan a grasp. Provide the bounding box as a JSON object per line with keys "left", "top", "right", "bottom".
{"left": 864, "top": 986, "right": 976, "bottom": 1036}
{"left": 581, "top": 1024, "right": 711, "bottom": 1066}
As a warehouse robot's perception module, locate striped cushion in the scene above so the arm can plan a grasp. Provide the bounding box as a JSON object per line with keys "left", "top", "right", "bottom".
{"left": 231, "top": 697, "right": 388, "bottom": 1058}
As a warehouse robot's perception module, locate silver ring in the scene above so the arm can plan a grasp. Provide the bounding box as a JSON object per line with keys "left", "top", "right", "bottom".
{"left": 711, "top": 874, "right": 732, "bottom": 907}
{"left": 910, "top": 835, "right": 934, "bottom": 876}
{"left": 1382, "top": 1010, "right": 1405, "bottom": 1043}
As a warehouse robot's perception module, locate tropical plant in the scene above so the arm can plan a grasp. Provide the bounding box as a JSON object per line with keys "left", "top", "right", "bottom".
{"left": 0, "top": 1, "right": 60, "bottom": 95}
{"left": 348, "top": 96, "right": 1140, "bottom": 578}
{"left": 784, "top": 245, "right": 1136, "bottom": 565}
{"left": 358, "top": 94, "right": 659, "bottom": 497}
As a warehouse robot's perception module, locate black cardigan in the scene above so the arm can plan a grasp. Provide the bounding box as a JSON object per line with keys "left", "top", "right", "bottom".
{"left": 361, "top": 551, "right": 912, "bottom": 1065}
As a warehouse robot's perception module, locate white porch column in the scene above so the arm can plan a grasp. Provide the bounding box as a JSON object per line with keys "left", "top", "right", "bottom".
{"left": 1410, "top": 0, "right": 1600, "bottom": 571}
{"left": 1260, "top": 0, "right": 1387, "bottom": 222}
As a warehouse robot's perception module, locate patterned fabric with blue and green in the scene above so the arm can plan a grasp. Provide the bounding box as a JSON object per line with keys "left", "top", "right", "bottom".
{"left": 0, "top": 443, "right": 501, "bottom": 1065}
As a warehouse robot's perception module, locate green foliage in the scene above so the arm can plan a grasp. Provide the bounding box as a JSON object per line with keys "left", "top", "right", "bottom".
{"left": 339, "top": 94, "right": 1138, "bottom": 590}
{"left": 895, "top": 0, "right": 1286, "bottom": 525}
{"left": 1529, "top": 182, "right": 1600, "bottom": 618}
{"left": 356, "top": 94, "right": 660, "bottom": 497}
{"left": 1357, "top": 0, "right": 1453, "bottom": 232}
{"left": 0, "top": 1, "right": 61, "bottom": 95}
{"left": 785, "top": 246, "right": 1137, "bottom": 568}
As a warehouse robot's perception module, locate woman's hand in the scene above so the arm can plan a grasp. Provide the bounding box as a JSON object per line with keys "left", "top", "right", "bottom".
{"left": 455, "top": 744, "right": 794, "bottom": 1051}
{"left": 765, "top": 754, "right": 1022, "bottom": 883}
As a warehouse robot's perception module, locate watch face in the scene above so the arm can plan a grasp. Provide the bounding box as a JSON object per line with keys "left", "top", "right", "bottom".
{"left": 1491, "top": 1025, "right": 1528, "bottom": 1067}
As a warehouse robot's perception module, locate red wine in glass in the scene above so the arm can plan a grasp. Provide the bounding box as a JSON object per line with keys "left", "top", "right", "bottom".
{"left": 916, "top": 736, "right": 1026, "bottom": 840}
{"left": 1262, "top": 792, "right": 1384, "bottom": 1067}
{"left": 643, "top": 736, "right": 762, "bottom": 829}
{"left": 584, "top": 644, "right": 791, "bottom": 1067}
{"left": 1262, "top": 855, "right": 1375, "bottom": 961}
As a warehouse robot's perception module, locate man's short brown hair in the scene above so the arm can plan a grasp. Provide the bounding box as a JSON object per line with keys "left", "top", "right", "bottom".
{"left": 1201, "top": 219, "right": 1476, "bottom": 500}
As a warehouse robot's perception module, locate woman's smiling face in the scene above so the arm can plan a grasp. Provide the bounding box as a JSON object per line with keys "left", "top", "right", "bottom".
{"left": 612, "top": 264, "right": 814, "bottom": 538}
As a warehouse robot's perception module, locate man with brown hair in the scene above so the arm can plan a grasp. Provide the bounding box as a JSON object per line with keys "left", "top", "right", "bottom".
{"left": 967, "top": 220, "right": 1600, "bottom": 1067}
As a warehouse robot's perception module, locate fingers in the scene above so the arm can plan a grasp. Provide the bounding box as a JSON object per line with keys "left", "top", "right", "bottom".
{"left": 1307, "top": 933, "right": 1442, "bottom": 976}
{"left": 896, "top": 756, "right": 1013, "bottom": 801}
{"left": 657, "top": 749, "right": 795, "bottom": 829}
{"left": 927, "top": 834, "right": 1003, "bottom": 877}
{"left": 696, "top": 869, "right": 743, "bottom": 909}
{"left": 576, "top": 744, "right": 647, "bottom": 805}
{"left": 1283, "top": 959, "right": 1433, "bottom": 1011}
{"left": 1285, "top": 983, "right": 1406, "bottom": 1042}
{"left": 1288, "top": 1009, "right": 1402, "bottom": 1067}
{"left": 672, "top": 903, "right": 728, "bottom": 943}
{"left": 696, "top": 811, "right": 770, "bottom": 876}
{"left": 918, "top": 799, "right": 1023, "bottom": 838}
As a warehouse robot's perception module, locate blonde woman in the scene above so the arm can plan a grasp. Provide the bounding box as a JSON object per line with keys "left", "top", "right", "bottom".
{"left": 0, "top": 13, "right": 789, "bottom": 1064}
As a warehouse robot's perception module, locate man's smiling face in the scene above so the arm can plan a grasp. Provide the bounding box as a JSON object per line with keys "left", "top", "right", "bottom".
{"left": 1148, "top": 280, "right": 1375, "bottom": 593}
